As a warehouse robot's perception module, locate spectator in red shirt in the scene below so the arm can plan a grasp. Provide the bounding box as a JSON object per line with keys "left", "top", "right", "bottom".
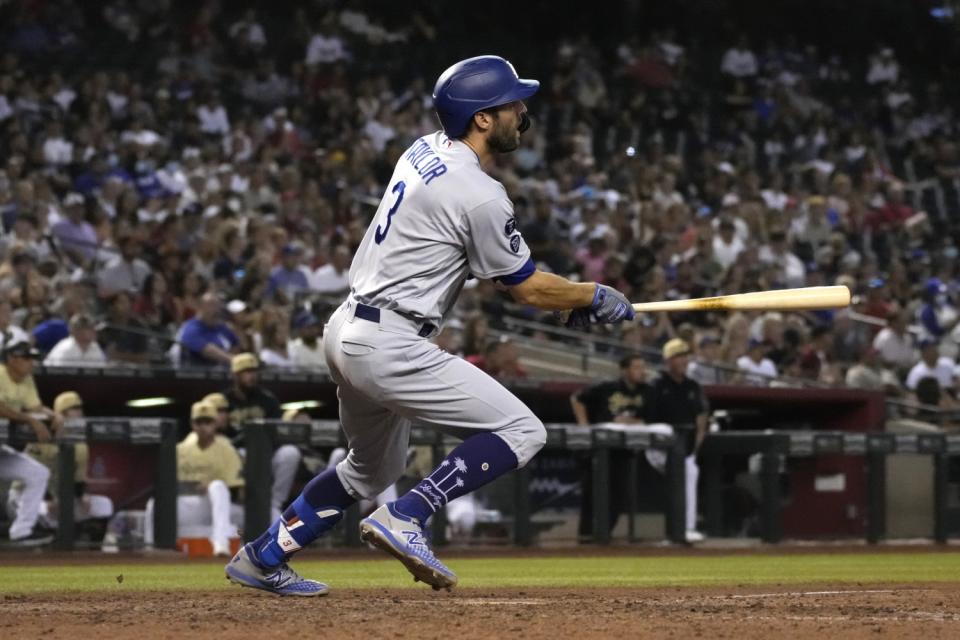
{"left": 467, "top": 338, "right": 527, "bottom": 383}
{"left": 868, "top": 181, "right": 914, "bottom": 230}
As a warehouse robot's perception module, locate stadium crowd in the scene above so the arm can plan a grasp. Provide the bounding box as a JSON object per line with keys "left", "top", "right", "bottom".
{"left": 0, "top": 0, "right": 959, "bottom": 408}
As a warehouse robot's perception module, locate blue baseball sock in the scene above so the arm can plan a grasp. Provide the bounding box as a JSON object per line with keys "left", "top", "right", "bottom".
{"left": 252, "top": 466, "right": 355, "bottom": 569}
{"left": 393, "top": 432, "right": 519, "bottom": 525}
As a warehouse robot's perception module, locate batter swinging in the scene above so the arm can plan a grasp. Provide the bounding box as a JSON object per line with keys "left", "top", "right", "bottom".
{"left": 226, "top": 55, "right": 634, "bottom": 596}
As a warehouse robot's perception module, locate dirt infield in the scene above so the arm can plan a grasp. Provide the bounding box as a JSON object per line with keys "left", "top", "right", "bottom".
{"left": 2, "top": 584, "right": 959, "bottom": 639}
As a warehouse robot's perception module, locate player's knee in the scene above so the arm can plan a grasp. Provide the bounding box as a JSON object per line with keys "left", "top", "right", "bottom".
{"left": 507, "top": 414, "right": 546, "bottom": 468}
{"left": 207, "top": 479, "right": 229, "bottom": 496}
{"left": 29, "top": 461, "right": 50, "bottom": 484}
{"left": 273, "top": 444, "right": 301, "bottom": 465}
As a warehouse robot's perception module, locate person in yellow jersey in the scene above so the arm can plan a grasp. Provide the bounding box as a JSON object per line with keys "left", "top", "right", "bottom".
{"left": 144, "top": 401, "right": 244, "bottom": 556}
{"left": 9, "top": 391, "right": 114, "bottom": 541}
{"left": 0, "top": 340, "right": 60, "bottom": 546}
{"left": 202, "top": 392, "right": 230, "bottom": 435}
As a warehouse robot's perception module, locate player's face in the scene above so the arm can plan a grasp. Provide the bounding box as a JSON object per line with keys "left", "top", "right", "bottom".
{"left": 487, "top": 101, "right": 526, "bottom": 153}
{"left": 624, "top": 359, "right": 647, "bottom": 385}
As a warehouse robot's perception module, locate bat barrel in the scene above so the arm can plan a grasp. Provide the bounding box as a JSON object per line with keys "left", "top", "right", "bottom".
{"left": 631, "top": 286, "right": 850, "bottom": 313}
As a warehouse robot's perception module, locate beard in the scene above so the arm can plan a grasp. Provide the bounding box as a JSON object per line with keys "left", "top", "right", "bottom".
{"left": 487, "top": 117, "right": 521, "bottom": 153}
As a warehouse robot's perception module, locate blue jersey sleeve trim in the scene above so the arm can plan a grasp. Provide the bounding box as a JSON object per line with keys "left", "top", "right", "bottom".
{"left": 495, "top": 258, "right": 535, "bottom": 286}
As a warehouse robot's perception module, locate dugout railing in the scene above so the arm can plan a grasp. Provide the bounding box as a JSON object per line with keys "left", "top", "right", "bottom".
{"left": 0, "top": 417, "right": 179, "bottom": 551}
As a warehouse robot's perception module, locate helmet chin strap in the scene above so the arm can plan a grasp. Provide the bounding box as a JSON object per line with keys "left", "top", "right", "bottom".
{"left": 518, "top": 112, "right": 531, "bottom": 133}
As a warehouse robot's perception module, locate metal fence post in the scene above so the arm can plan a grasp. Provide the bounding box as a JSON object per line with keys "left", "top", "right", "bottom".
{"left": 934, "top": 452, "right": 949, "bottom": 544}
{"left": 703, "top": 453, "right": 723, "bottom": 537}
{"left": 242, "top": 422, "right": 272, "bottom": 542}
{"left": 866, "top": 451, "right": 886, "bottom": 544}
{"left": 760, "top": 451, "right": 782, "bottom": 543}
{"left": 513, "top": 466, "right": 532, "bottom": 546}
{"left": 591, "top": 445, "right": 610, "bottom": 544}
{"left": 54, "top": 442, "right": 75, "bottom": 550}
{"left": 665, "top": 437, "right": 686, "bottom": 544}
{"left": 154, "top": 420, "right": 178, "bottom": 549}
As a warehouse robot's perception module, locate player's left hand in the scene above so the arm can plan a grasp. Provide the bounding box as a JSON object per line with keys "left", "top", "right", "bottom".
{"left": 589, "top": 284, "right": 635, "bottom": 324}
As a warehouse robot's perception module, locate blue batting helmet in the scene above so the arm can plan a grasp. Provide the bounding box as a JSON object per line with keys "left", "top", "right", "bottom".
{"left": 432, "top": 55, "right": 539, "bottom": 138}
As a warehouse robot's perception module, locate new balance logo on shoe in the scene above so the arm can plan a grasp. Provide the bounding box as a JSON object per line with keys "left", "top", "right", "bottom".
{"left": 403, "top": 530, "right": 425, "bottom": 547}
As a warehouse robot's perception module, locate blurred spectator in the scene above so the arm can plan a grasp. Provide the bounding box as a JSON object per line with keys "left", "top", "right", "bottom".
{"left": 736, "top": 339, "right": 778, "bottom": 386}
{"left": 687, "top": 335, "right": 724, "bottom": 385}
{"left": 51, "top": 193, "right": 97, "bottom": 268}
{"left": 98, "top": 291, "right": 150, "bottom": 365}
{"left": 462, "top": 312, "right": 489, "bottom": 358}
{"left": 289, "top": 311, "right": 328, "bottom": 372}
{"left": 134, "top": 273, "right": 177, "bottom": 333}
{"left": 917, "top": 278, "right": 957, "bottom": 340}
{"left": 906, "top": 338, "right": 955, "bottom": 396}
{"left": 96, "top": 234, "right": 151, "bottom": 299}
{"left": 202, "top": 392, "right": 231, "bottom": 436}
{"left": 0, "top": 298, "right": 29, "bottom": 351}
{"left": 259, "top": 313, "right": 293, "bottom": 368}
{"left": 467, "top": 338, "right": 527, "bottom": 382}
{"left": 178, "top": 292, "right": 238, "bottom": 367}
{"left": 44, "top": 313, "right": 106, "bottom": 368}
{"left": 309, "top": 245, "right": 351, "bottom": 294}
{"left": 845, "top": 347, "right": 901, "bottom": 395}
{"left": 266, "top": 243, "right": 310, "bottom": 302}
{"left": 720, "top": 35, "right": 758, "bottom": 79}
{"left": 873, "top": 310, "right": 915, "bottom": 372}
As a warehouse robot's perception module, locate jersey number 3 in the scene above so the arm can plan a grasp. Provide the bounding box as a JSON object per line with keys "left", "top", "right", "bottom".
{"left": 374, "top": 181, "right": 406, "bottom": 244}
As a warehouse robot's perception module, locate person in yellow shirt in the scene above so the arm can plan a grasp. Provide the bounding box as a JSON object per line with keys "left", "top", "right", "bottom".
{"left": 0, "top": 340, "right": 60, "bottom": 546}
{"left": 144, "top": 401, "right": 244, "bottom": 556}
{"left": 10, "top": 391, "right": 114, "bottom": 541}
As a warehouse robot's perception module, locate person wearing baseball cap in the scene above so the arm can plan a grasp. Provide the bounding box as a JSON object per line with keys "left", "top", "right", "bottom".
{"left": 646, "top": 338, "right": 709, "bottom": 543}
{"left": 223, "top": 353, "right": 300, "bottom": 522}
{"left": 145, "top": 401, "right": 245, "bottom": 557}
{"left": 202, "top": 392, "right": 231, "bottom": 436}
{"left": 735, "top": 338, "right": 778, "bottom": 386}
{"left": 0, "top": 340, "right": 60, "bottom": 546}
{"left": 289, "top": 310, "right": 328, "bottom": 373}
{"left": 18, "top": 390, "right": 114, "bottom": 543}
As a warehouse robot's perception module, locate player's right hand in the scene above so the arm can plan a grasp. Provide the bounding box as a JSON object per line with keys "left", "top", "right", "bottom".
{"left": 28, "top": 417, "right": 52, "bottom": 443}
{"left": 589, "top": 284, "right": 635, "bottom": 324}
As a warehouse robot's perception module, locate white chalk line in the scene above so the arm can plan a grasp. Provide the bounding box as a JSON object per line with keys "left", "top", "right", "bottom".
{"left": 727, "top": 589, "right": 896, "bottom": 599}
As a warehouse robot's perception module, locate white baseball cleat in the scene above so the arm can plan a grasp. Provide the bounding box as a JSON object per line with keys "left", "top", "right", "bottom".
{"left": 685, "top": 529, "right": 706, "bottom": 543}
{"left": 359, "top": 503, "right": 457, "bottom": 590}
{"left": 225, "top": 543, "right": 329, "bottom": 597}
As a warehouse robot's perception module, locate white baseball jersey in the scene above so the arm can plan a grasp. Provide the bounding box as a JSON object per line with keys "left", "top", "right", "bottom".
{"left": 349, "top": 132, "right": 533, "bottom": 326}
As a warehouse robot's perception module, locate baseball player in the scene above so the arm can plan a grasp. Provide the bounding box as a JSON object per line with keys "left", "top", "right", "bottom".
{"left": 226, "top": 55, "right": 634, "bottom": 596}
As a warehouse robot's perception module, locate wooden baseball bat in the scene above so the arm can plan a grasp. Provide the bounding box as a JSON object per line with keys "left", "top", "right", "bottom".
{"left": 631, "top": 286, "right": 850, "bottom": 313}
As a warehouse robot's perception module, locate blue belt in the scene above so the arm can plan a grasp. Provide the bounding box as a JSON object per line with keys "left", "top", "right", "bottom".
{"left": 355, "top": 303, "right": 436, "bottom": 338}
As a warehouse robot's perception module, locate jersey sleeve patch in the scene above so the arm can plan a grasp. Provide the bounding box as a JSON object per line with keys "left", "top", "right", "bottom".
{"left": 494, "top": 257, "right": 535, "bottom": 286}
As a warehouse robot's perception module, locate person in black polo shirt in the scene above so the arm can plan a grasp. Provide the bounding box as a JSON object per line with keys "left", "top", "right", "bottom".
{"left": 224, "top": 353, "right": 300, "bottom": 521}
{"left": 646, "top": 338, "right": 709, "bottom": 542}
{"left": 570, "top": 354, "right": 651, "bottom": 541}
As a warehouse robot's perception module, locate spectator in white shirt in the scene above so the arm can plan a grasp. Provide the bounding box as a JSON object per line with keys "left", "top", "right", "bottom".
{"left": 758, "top": 230, "right": 806, "bottom": 288}
{"left": 197, "top": 92, "right": 230, "bottom": 136}
{"left": 0, "top": 299, "right": 29, "bottom": 351}
{"left": 44, "top": 314, "right": 107, "bottom": 368}
{"left": 905, "top": 338, "right": 955, "bottom": 393}
{"left": 872, "top": 311, "right": 915, "bottom": 372}
{"left": 258, "top": 316, "right": 293, "bottom": 369}
{"left": 305, "top": 26, "right": 349, "bottom": 66}
{"left": 866, "top": 47, "right": 899, "bottom": 85}
{"left": 41, "top": 120, "right": 73, "bottom": 165}
{"left": 687, "top": 335, "right": 724, "bottom": 385}
{"left": 310, "top": 245, "right": 351, "bottom": 294}
{"left": 720, "top": 35, "right": 758, "bottom": 79}
{"left": 97, "top": 233, "right": 152, "bottom": 299}
{"left": 712, "top": 218, "right": 745, "bottom": 269}
{"left": 736, "top": 339, "right": 778, "bottom": 386}
{"left": 289, "top": 311, "right": 328, "bottom": 373}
